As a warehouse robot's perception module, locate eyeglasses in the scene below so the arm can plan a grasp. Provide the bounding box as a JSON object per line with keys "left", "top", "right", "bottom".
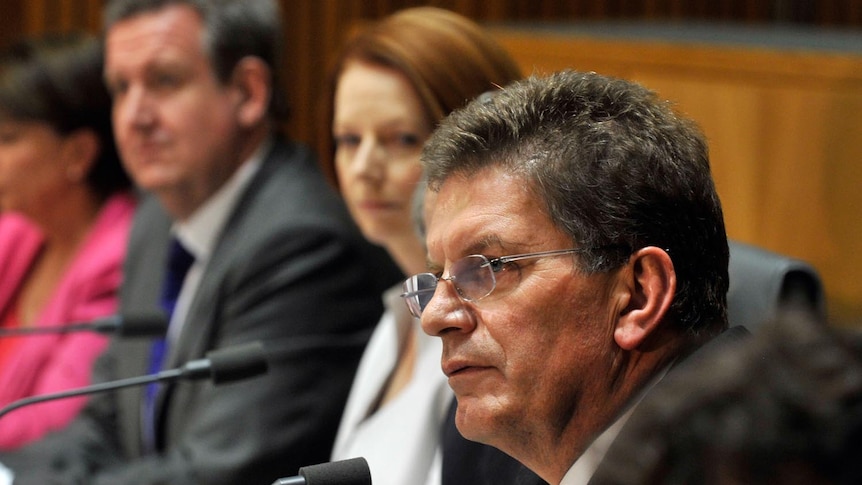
{"left": 400, "top": 248, "right": 587, "bottom": 318}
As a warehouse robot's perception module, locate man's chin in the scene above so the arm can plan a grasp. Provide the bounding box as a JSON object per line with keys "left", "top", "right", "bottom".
{"left": 454, "top": 397, "right": 500, "bottom": 444}
{"left": 132, "top": 174, "right": 176, "bottom": 194}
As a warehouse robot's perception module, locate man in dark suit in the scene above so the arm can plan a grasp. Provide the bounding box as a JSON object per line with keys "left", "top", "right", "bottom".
{"left": 400, "top": 70, "right": 738, "bottom": 484}
{"left": 0, "top": 1, "right": 399, "bottom": 484}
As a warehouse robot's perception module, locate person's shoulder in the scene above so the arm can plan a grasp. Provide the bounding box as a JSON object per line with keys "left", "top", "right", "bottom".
{"left": 0, "top": 212, "right": 40, "bottom": 241}
{"left": 268, "top": 138, "right": 316, "bottom": 165}
{"left": 126, "top": 193, "right": 171, "bottom": 258}
{"left": 90, "top": 192, "right": 138, "bottom": 240}
{"left": 0, "top": 213, "right": 42, "bottom": 276}
{"left": 130, "top": 192, "right": 169, "bottom": 225}
{"left": 250, "top": 139, "right": 353, "bottom": 227}
{"left": 71, "top": 193, "right": 139, "bottom": 274}
{"left": 260, "top": 138, "right": 319, "bottom": 182}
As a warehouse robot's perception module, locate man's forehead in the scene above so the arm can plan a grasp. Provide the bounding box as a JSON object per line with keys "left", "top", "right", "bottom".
{"left": 424, "top": 168, "right": 552, "bottom": 257}
{"left": 105, "top": 5, "right": 206, "bottom": 68}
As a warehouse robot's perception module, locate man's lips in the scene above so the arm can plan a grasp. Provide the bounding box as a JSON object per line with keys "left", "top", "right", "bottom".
{"left": 357, "top": 200, "right": 400, "bottom": 211}
{"left": 442, "top": 358, "right": 492, "bottom": 378}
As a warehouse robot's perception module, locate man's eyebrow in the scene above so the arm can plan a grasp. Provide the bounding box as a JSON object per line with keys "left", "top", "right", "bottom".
{"left": 464, "top": 234, "right": 504, "bottom": 255}
{"left": 425, "top": 259, "right": 443, "bottom": 273}
{"left": 425, "top": 234, "right": 506, "bottom": 272}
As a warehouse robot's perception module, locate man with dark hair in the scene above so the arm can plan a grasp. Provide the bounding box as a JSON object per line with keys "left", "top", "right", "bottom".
{"left": 402, "top": 69, "right": 744, "bottom": 484}
{"left": 0, "top": 1, "right": 398, "bottom": 483}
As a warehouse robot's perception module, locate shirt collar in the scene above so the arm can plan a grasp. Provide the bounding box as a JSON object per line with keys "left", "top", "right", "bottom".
{"left": 172, "top": 137, "right": 272, "bottom": 263}
{"left": 560, "top": 357, "right": 678, "bottom": 485}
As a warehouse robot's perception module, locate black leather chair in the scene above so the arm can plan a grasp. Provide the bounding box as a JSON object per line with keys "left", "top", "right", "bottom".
{"left": 727, "top": 240, "right": 825, "bottom": 331}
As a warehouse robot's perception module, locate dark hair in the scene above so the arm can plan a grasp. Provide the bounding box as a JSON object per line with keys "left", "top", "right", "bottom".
{"left": 320, "top": 6, "right": 523, "bottom": 188}
{"left": 0, "top": 32, "right": 130, "bottom": 199}
{"left": 104, "top": 0, "right": 287, "bottom": 121}
{"left": 592, "top": 311, "right": 862, "bottom": 484}
{"left": 422, "top": 70, "right": 729, "bottom": 334}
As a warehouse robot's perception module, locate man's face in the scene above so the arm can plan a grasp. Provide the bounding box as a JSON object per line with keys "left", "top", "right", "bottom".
{"left": 104, "top": 4, "right": 246, "bottom": 219}
{"left": 421, "top": 165, "right": 621, "bottom": 455}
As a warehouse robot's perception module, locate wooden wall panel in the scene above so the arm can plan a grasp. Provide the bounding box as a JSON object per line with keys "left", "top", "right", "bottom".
{"left": 278, "top": 0, "right": 862, "bottom": 162}
{"left": 492, "top": 27, "right": 862, "bottom": 323}
{"left": 0, "top": 2, "right": 25, "bottom": 48}
{"left": 5, "top": 0, "right": 861, "bottom": 151}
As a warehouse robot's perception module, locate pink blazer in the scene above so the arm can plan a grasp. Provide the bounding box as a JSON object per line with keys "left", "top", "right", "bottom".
{"left": 0, "top": 192, "right": 136, "bottom": 449}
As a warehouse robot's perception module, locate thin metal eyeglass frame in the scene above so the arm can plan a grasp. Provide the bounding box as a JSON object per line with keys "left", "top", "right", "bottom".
{"left": 400, "top": 248, "right": 588, "bottom": 318}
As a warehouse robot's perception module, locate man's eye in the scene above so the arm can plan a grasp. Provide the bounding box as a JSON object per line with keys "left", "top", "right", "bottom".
{"left": 154, "top": 74, "right": 180, "bottom": 88}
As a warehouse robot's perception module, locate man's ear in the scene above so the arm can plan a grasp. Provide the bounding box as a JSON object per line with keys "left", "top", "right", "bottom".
{"left": 613, "top": 246, "right": 676, "bottom": 350}
{"left": 230, "top": 56, "right": 271, "bottom": 128}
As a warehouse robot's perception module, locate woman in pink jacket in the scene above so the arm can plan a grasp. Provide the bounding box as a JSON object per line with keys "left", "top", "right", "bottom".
{"left": 0, "top": 33, "right": 135, "bottom": 449}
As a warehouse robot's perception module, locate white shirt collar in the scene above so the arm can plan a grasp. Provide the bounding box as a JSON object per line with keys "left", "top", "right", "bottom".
{"left": 559, "top": 358, "right": 678, "bottom": 485}
{"left": 172, "top": 137, "right": 272, "bottom": 263}
{"left": 559, "top": 404, "right": 633, "bottom": 485}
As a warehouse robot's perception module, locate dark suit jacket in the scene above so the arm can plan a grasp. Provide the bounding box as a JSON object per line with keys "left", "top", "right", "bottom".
{"left": 1, "top": 139, "right": 401, "bottom": 485}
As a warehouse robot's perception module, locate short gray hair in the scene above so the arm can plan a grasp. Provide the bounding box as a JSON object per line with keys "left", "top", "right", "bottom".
{"left": 423, "top": 70, "right": 729, "bottom": 335}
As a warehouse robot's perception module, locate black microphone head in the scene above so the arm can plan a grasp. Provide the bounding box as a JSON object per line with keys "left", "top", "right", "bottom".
{"left": 299, "top": 457, "right": 371, "bottom": 485}
{"left": 206, "top": 341, "right": 268, "bottom": 385}
{"left": 116, "top": 311, "right": 169, "bottom": 337}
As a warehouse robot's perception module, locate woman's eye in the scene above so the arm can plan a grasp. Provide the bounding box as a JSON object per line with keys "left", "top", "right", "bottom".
{"left": 384, "top": 132, "right": 424, "bottom": 156}
{"left": 333, "top": 134, "right": 360, "bottom": 149}
{"left": 395, "top": 133, "right": 421, "bottom": 147}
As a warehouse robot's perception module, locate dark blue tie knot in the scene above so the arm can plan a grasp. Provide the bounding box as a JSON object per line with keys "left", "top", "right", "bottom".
{"left": 161, "top": 238, "right": 195, "bottom": 313}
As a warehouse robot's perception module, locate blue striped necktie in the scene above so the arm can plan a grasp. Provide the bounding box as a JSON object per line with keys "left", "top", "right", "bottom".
{"left": 142, "top": 237, "right": 194, "bottom": 453}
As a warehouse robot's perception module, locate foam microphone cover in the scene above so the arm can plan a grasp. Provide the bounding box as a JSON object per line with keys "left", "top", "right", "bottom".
{"left": 116, "top": 311, "right": 169, "bottom": 337}
{"left": 207, "top": 341, "right": 269, "bottom": 384}
{"left": 300, "top": 457, "right": 371, "bottom": 485}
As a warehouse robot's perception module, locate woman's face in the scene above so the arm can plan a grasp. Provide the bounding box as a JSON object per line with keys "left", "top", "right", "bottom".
{"left": 0, "top": 119, "right": 71, "bottom": 218}
{"left": 333, "top": 60, "right": 431, "bottom": 247}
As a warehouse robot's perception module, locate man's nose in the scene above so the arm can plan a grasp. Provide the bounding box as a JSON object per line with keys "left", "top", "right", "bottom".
{"left": 116, "top": 85, "right": 155, "bottom": 130}
{"left": 420, "top": 277, "right": 476, "bottom": 337}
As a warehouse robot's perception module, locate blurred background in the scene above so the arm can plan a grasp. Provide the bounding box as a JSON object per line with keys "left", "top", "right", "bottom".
{"left": 2, "top": 0, "right": 859, "bottom": 325}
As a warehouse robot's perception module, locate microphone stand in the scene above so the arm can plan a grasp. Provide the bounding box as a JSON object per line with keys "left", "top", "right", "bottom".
{"left": 0, "top": 312, "right": 168, "bottom": 337}
{"left": 0, "top": 341, "right": 265, "bottom": 420}
{"left": 0, "top": 322, "right": 117, "bottom": 336}
{"left": 0, "top": 367, "right": 201, "bottom": 420}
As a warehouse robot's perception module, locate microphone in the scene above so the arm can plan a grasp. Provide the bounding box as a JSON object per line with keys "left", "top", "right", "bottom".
{"left": 0, "top": 341, "right": 268, "bottom": 421}
{"left": 0, "top": 311, "right": 168, "bottom": 338}
{"left": 272, "top": 457, "right": 371, "bottom": 485}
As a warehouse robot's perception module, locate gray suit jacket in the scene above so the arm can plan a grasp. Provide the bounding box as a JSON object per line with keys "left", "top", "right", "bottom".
{"left": 2, "top": 139, "right": 401, "bottom": 485}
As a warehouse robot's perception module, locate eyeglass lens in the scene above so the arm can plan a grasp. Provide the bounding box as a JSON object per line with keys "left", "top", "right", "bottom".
{"left": 450, "top": 255, "right": 495, "bottom": 301}
{"left": 403, "top": 273, "right": 437, "bottom": 317}
{"left": 402, "top": 255, "right": 496, "bottom": 317}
